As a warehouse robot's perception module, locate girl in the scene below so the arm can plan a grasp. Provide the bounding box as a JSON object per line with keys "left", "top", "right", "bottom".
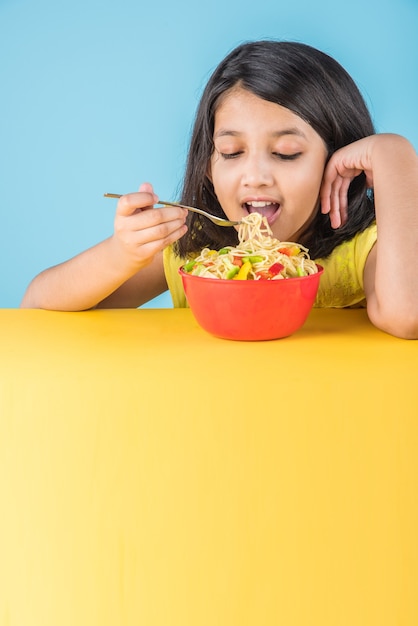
{"left": 21, "top": 40, "right": 418, "bottom": 338}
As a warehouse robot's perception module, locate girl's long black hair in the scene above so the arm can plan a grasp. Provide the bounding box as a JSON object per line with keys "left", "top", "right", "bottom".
{"left": 175, "top": 40, "right": 376, "bottom": 259}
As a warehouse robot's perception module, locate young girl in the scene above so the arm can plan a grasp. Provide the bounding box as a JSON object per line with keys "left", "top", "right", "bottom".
{"left": 21, "top": 40, "right": 418, "bottom": 339}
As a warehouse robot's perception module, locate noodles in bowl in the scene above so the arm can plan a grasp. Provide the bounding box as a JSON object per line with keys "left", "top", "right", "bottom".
{"left": 179, "top": 213, "right": 323, "bottom": 340}
{"left": 182, "top": 212, "right": 319, "bottom": 281}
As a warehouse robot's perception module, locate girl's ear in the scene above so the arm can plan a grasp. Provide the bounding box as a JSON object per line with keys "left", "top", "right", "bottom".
{"left": 206, "top": 162, "right": 213, "bottom": 183}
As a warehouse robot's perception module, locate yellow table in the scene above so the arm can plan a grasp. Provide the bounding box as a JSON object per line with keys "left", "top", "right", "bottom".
{"left": 1, "top": 308, "right": 417, "bottom": 626}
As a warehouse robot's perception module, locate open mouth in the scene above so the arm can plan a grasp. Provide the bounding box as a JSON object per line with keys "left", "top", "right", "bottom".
{"left": 244, "top": 201, "right": 281, "bottom": 225}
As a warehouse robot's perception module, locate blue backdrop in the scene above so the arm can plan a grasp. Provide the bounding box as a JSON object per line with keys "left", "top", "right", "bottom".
{"left": 1, "top": 0, "right": 417, "bottom": 308}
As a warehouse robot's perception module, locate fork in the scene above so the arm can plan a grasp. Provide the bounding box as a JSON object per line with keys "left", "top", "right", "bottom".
{"left": 104, "top": 193, "right": 240, "bottom": 227}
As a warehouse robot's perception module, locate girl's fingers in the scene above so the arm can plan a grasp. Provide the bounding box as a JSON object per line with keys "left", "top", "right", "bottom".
{"left": 138, "top": 181, "right": 159, "bottom": 204}
{"left": 138, "top": 181, "right": 154, "bottom": 193}
{"left": 116, "top": 191, "right": 156, "bottom": 217}
{"left": 328, "top": 177, "right": 344, "bottom": 229}
{"left": 114, "top": 201, "right": 188, "bottom": 252}
{"left": 321, "top": 171, "right": 353, "bottom": 228}
{"left": 125, "top": 204, "right": 188, "bottom": 232}
{"left": 130, "top": 213, "right": 188, "bottom": 242}
{"left": 321, "top": 138, "right": 377, "bottom": 228}
{"left": 113, "top": 215, "right": 188, "bottom": 266}
{"left": 338, "top": 178, "right": 351, "bottom": 226}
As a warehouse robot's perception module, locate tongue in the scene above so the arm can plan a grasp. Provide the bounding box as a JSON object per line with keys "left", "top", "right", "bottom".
{"left": 247, "top": 203, "right": 279, "bottom": 219}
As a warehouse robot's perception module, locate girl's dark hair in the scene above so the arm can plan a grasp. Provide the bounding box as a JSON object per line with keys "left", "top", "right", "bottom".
{"left": 175, "top": 40, "right": 376, "bottom": 259}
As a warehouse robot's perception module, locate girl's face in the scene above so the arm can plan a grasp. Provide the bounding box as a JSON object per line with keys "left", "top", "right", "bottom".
{"left": 209, "top": 87, "right": 328, "bottom": 242}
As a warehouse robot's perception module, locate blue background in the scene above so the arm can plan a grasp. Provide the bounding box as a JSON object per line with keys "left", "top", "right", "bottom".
{"left": 1, "top": 0, "right": 417, "bottom": 308}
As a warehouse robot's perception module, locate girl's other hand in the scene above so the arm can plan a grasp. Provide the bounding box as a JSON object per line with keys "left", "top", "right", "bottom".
{"left": 320, "top": 136, "right": 376, "bottom": 228}
{"left": 111, "top": 182, "right": 188, "bottom": 273}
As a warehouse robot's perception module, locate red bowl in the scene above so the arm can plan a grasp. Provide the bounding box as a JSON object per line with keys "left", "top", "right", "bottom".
{"left": 179, "top": 265, "right": 323, "bottom": 341}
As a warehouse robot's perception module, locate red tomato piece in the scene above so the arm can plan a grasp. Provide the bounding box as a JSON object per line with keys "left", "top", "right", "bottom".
{"left": 269, "top": 262, "right": 284, "bottom": 275}
{"left": 255, "top": 271, "right": 272, "bottom": 280}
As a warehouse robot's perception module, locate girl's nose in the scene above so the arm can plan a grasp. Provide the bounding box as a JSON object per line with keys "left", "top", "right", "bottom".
{"left": 241, "top": 154, "right": 275, "bottom": 187}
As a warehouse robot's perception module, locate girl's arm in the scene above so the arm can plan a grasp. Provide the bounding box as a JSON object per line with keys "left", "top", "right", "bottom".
{"left": 321, "top": 134, "right": 418, "bottom": 339}
{"left": 20, "top": 184, "right": 188, "bottom": 311}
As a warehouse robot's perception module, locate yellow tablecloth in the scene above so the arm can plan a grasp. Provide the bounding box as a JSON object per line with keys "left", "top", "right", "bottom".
{"left": 1, "top": 308, "right": 417, "bottom": 626}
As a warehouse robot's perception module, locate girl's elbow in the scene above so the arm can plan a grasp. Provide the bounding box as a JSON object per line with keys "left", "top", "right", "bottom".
{"left": 20, "top": 292, "right": 36, "bottom": 308}
{"left": 367, "top": 301, "right": 418, "bottom": 339}
{"left": 20, "top": 286, "right": 45, "bottom": 309}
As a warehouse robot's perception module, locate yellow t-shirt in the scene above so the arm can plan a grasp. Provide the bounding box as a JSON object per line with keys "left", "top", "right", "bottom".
{"left": 163, "top": 223, "right": 377, "bottom": 309}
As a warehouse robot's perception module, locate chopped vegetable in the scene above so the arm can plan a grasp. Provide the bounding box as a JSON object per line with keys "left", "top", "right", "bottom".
{"left": 268, "top": 262, "right": 284, "bottom": 276}
{"left": 234, "top": 261, "right": 252, "bottom": 280}
{"left": 242, "top": 255, "right": 264, "bottom": 264}
{"left": 183, "top": 259, "right": 196, "bottom": 272}
{"left": 226, "top": 266, "right": 240, "bottom": 279}
{"left": 279, "top": 245, "right": 301, "bottom": 257}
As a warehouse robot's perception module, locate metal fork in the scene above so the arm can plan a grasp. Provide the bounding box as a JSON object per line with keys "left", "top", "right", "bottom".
{"left": 104, "top": 193, "right": 240, "bottom": 227}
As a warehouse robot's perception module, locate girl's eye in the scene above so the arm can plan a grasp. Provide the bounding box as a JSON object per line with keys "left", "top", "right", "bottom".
{"left": 220, "top": 152, "right": 242, "bottom": 160}
{"left": 273, "top": 152, "right": 302, "bottom": 161}
{"left": 218, "top": 151, "right": 302, "bottom": 161}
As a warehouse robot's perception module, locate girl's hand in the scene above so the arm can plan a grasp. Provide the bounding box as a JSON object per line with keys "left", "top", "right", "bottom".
{"left": 321, "top": 133, "right": 418, "bottom": 338}
{"left": 20, "top": 182, "right": 188, "bottom": 311}
{"left": 320, "top": 136, "right": 376, "bottom": 228}
{"left": 111, "top": 182, "right": 188, "bottom": 272}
